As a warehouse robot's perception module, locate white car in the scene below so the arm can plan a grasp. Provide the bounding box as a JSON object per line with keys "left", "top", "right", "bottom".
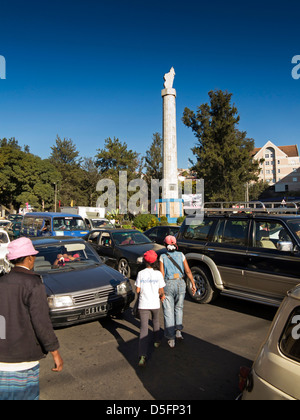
{"left": 0, "top": 229, "right": 10, "bottom": 274}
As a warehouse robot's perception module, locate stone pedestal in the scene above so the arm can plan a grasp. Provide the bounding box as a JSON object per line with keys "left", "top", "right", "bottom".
{"left": 156, "top": 198, "right": 184, "bottom": 224}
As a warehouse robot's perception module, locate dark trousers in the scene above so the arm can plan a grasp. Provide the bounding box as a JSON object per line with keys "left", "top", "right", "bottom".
{"left": 138, "top": 309, "right": 160, "bottom": 357}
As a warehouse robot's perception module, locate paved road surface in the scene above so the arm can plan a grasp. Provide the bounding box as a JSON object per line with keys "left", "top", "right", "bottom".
{"left": 40, "top": 293, "right": 277, "bottom": 400}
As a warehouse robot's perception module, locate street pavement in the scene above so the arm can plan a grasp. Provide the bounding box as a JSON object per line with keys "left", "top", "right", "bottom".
{"left": 39, "top": 291, "right": 277, "bottom": 400}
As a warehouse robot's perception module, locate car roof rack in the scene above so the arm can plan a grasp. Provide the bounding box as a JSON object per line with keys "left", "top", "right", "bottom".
{"left": 202, "top": 201, "right": 299, "bottom": 215}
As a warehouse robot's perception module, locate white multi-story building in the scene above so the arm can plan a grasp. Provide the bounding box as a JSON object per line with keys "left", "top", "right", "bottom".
{"left": 252, "top": 141, "right": 300, "bottom": 192}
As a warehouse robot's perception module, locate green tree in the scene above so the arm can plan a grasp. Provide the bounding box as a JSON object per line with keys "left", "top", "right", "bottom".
{"left": 95, "top": 137, "right": 141, "bottom": 180}
{"left": 81, "top": 157, "right": 100, "bottom": 206}
{"left": 49, "top": 135, "right": 86, "bottom": 207}
{"left": 143, "top": 132, "right": 163, "bottom": 183}
{"left": 0, "top": 138, "right": 60, "bottom": 210}
{"left": 182, "top": 90, "right": 260, "bottom": 202}
{"left": 50, "top": 135, "right": 81, "bottom": 166}
{"left": 95, "top": 137, "right": 141, "bottom": 210}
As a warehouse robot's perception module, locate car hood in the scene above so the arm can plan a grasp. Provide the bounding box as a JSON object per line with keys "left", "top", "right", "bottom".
{"left": 116, "top": 242, "right": 165, "bottom": 256}
{"left": 41, "top": 263, "right": 125, "bottom": 295}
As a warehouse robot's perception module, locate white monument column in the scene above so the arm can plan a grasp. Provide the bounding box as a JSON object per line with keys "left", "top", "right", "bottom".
{"left": 162, "top": 67, "right": 178, "bottom": 199}
{"left": 157, "top": 67, "right": 183, "bottom": 222}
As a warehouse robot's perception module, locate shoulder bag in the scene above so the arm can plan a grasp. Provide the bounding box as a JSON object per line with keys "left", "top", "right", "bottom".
{"left": 166, "top": 253, "right": 186, "bottom": 280}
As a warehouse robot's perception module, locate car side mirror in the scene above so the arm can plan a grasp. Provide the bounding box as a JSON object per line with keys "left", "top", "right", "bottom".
{"left": 277, "top": 241, "right": 294, "bottom": 252}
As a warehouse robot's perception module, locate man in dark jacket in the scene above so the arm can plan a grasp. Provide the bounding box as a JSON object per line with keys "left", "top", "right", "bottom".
{"left": 0, "top": 237, "right": 63, "bottom": 400}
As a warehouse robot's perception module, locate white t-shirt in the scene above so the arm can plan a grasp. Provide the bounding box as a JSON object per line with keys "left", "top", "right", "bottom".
{"left": 135, "top": 268, "right": 166, "bottom": 310}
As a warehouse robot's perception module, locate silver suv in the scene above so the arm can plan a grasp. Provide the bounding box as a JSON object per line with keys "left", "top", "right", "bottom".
{"left": 240, "top": 284, "right": 300, "bottom": 400}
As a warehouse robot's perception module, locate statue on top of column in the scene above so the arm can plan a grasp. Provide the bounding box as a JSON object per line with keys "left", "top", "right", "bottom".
{"left": 163, "top": 67, "right": 175, "bottom": 89}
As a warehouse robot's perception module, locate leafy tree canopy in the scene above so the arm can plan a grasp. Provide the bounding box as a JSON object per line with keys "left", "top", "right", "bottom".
{"left": 182, "top": 90, "right": 261, "bottom": 202}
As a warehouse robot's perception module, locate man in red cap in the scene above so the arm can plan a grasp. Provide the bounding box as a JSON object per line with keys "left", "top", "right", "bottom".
{"left": 135, "top": 250, "right": 166, "bottom": 367}
{"left": 0, "top": 237, "right": 63, "bottom": 400}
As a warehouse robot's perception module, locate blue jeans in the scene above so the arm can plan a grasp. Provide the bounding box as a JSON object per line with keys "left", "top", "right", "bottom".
{"left": 162, "top": 279, "right": 186, "bottom": 340}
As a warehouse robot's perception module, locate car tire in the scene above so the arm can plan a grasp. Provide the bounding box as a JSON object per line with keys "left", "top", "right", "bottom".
{"left": 188, "top": 266, "right": 219, "bottom": 304}
{"left": 118, "top": 258, "right": 131, "bottom": 279}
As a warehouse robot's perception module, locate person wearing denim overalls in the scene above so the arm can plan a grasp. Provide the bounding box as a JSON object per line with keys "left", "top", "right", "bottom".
{"left": 159, "top": 236, "right": 196, "bottom": 348}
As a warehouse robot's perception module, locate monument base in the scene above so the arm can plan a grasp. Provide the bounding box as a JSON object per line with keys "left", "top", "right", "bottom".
{"left": 155, "top": 199, "right": 184, "bottom": 224}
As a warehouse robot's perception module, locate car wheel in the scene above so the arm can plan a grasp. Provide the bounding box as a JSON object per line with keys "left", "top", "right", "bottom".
{"left": 118, "top": 258, "right": 131, "bottom": 278}
{"left": 188, "top": 266, "right": 219, "bottom": 304}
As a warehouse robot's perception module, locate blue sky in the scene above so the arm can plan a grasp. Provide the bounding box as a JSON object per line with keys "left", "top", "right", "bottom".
{"left": 1, "top": 0, "right": 300, "bottom": 169}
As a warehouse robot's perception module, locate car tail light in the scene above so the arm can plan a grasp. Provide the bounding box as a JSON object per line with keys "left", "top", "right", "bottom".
{"left": 238, "top": 366, "right": 253, "bottom": 392}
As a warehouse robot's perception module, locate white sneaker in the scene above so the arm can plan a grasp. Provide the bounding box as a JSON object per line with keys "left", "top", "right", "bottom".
{"left": 168, "top": 339, "right": 175, "bottom": 348}
{"left": 176, "top": 330, "right": 183, "bottom": 340}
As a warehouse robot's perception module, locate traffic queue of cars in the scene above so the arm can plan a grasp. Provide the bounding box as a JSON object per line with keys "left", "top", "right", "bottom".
{"left": 1, "top": 202, "right": 300, "bottom": 399}
{"left": 0, "top": 213, "right": 170, "bottom": 328}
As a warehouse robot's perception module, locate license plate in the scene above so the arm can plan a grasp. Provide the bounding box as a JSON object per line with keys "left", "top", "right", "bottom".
{"left": 84, "top": 304, "right": 109, "bottom": 316}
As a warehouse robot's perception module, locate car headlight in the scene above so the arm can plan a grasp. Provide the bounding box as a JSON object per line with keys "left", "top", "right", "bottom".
{"left": 117, "top": 280, "right": 131, "bottom": 295}
{"left": 48, "top": 295, "right": 74, "bottom": 309}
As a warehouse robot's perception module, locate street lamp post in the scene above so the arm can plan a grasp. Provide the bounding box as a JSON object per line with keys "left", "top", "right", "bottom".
{"left": 54, "top": 182, "right": 58, "bottom": 212}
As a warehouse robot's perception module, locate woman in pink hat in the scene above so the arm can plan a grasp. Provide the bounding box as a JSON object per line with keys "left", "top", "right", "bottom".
{"left": 135, "top": 250, "right": 166, "bottom": 367}
{"left": 159, "top": 236, "right": 196, "bottom": 348}
{"left": 0, "top": 237, "right": 63, "bottom": 400}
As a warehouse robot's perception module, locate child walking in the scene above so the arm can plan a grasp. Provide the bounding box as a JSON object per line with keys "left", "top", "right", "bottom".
{"left": 135, "top": 250, "right": 166, "bottom": 367}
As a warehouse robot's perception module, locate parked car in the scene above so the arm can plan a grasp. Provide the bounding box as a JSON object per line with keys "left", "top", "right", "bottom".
{"left": 7, "top": 221, "right": 22, "bottom": 239}
{"left": 0, "top": 229, "right": 10, "bottom": 275}
{"left": 144, "top": 225, "right": 180, "bottom": 245}
{"left": 7, "top": 214, "right": 23, "bottom": 222}
{"left": 239, "top": 284, "right": 300, "bottom": 400}
{"left": 0, "top": 220, "right": 11, "bottom": 228}
{"left": 85, "top": 218, "right": 114, "bottom": 230}
{"left": 85, "top": 229, "right": 165, "bottom": 278}
{"left": 177, "top": 205, "right": 300, "bottom": 306}
{"left": 30, "top": 237, "right": 134, "bottom": 327}
{"left": 21, "top": 212, "right": 89, "bottom": 238}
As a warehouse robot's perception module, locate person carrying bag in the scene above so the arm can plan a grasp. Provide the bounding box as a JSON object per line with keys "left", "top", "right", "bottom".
{"left": 159, "top": 236, "right": 196, "bottom": 348}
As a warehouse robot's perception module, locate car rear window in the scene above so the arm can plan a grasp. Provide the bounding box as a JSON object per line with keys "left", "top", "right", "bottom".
{"left": 280, "top": 306, "right": 300, "bottom": 364}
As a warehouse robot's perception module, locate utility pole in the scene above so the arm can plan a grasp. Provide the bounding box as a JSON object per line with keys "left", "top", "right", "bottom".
{"left": 54, "top": 182, "right": 58, "bottom": 212}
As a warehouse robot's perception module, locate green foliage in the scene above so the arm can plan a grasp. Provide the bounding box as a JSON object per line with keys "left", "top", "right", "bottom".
{"left": 182, "top": 90, "right": 260, "bottom": 202}
{"left": 159, "top": 216, "right": 169, "bottom": 226}
{"left": 49, "top": 135, "right": 87, "bottom": 207}
{"left": 95, "top": 137, "right": 141, "bottom": 181}
{"left": 143, "top": 132, "right": 163, "bottom": 183}
{"left": 0, "top": 138, "right": 61, "bottom": 211}
{"left": 177, "top": 216, "right": 186, "bottom": 225}
{"left": 95, "top": 137, "right": 142, "bottom": 210}
{"left": 133, "top": 213, "right": 159, "bottom": 231}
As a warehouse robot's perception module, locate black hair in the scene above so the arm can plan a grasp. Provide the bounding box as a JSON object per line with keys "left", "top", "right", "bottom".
{"left": 144, "top": 260, "right": 160, "bottom": 270}
{"left": 10, "top": 256, "right": 27, "bottom": 265}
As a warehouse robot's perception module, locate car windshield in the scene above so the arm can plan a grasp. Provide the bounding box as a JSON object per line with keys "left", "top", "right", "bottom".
{"left": 53, "top": 217, "right": 87, "bottom": 231}
{"left": 33, "top": 242, "right": 100, "bottom": 272}
{"left": 287, "top": 220, "right": 300, "bottom": 240}
{"left": 92, "top": 219, "right": 114, "bottom": 228}
{"left": 112, "top": 231, "right": 152, "bottom": 246}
